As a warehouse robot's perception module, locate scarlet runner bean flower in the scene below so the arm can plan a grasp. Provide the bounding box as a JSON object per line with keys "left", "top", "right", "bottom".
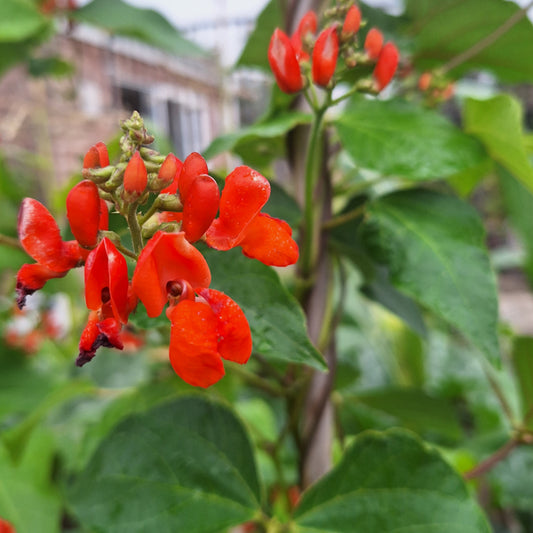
{"left": 83, "top": 141, "right": 109, "bottom": 169}
{"left": 312, "top": 26, "right": 339, "bottom": 87}
{"left": 132, "top": 231, "right": 251, "bottom": 387}
{"left": 268, "top": 28, "right": 304, "bottom": 94}
{"left": 77, "top": 237, "right": 134, "bottom": 365}
{"left": 205, "top": 166, "right": 299, "bottom": 267}
{"left": 373, "top": 42, "right": 399, "bottom": 90}
{"left": 16, "top": 198, "right": 83, "bottom": 309}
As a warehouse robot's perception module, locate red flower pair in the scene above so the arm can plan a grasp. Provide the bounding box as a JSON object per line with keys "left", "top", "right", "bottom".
{"left": 132, "top": 231, "right": 251, "bottom": 387}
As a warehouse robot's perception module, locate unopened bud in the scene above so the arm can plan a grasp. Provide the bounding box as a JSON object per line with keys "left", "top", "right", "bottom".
{"left": 82, "top": 165, "right": 114, "bottom": 184}
{"left": 123, "top": 151, "right": 147, "bottom": 199}
{"left": 156, "top": 193, "right": 183, "bottom": 212}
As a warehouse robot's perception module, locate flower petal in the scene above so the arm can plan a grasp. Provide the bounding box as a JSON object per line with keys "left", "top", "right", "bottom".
{"left": 18, "top": 198, "right": 79, "bottom": 271}
{"left": 197, "top": 288, "right": 252, "bottom": 364}
{"left": 167, "top": 300, "right": 225, "bottom": 388}
{"left": 84, "top": 238, "right": 129, "bottom": 323}
{"left": 182, "top": 174, "right": 220, "bottom": 243}
{"left": 239, "top": 213, "right": 299, "bottom": 266}
{"left": 16, "top": 263, "right": 68, "bottom": 309}
{"left": 132, "top": 231, "right": 211, "bottom": 317}
{"left": 178, "top": 152, "right": 208, "bottom": 199}
{"left": 205, "top": 166, "right": 270, "bottom": 250}
{"left": 67, "top": 180, "right": 101, "bottom": 248}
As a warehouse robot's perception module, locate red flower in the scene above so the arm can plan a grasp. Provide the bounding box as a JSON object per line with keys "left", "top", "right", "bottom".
{"left": 268, "top": 29, "right": 303, "bottom": 94}
{"left": 77, "top": 238, "right": 133, "bottom": 366}
{"left": 290, "top": 10, "right": 317, "bottom": 62}
{"left": 132, "top": 230, "right": 211, "bottom": 317}
{"left": 83, "top": 141, "right": 109, "bottom": 169}
{"left": 123, "top": 151, "right": 147, "bottom": 197}
{"left": 166, "top": 287, "right": 252, "bottom": 388}
{"left": 342, "top": 5, "right": 362, "bottom": 38}
{"left": 66, "top": 180, "right": 101, "bottom": 248}
{"left": 374, "top": 42, "right": 399, "bottom": 90}
{"left": 312, "top": 26, "right": 339, "bottom": 87}
{"left": 206, "top": 166, "right": 299, "bottom": 267}
{"left": 16, "top": 198, "right": 83, "bottom": 308}
{"left": 84, "top": 237, "right": 130, "bottom": 324}
{"left": 364, "top": 28, "right": 383, "bottom": 59}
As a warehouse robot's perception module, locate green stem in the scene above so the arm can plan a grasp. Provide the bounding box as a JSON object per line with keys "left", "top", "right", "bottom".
{"left": 300, "top": 106, "right": 327, "bottom": 280}
{"left": 0, "top": 233, "right": 23, "bottom": 250}
{"left": 229, "top": 363, "right": 286, "bottom": 397}
{"left": 127, "top": 203, "right": 143, "bottom": 255}
{"left": 322, "top": 204, "right": 366, "bottom": 230}
{"left": 138, "top": 199, "right": 160, "bottom": 226}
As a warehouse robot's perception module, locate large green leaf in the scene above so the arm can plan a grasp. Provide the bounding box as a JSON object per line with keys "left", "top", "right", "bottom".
{"left": 202, "top": 247, "right": 326, "bottom": 370}
{"left": 293, "top": 429, "right": 490, "bottom": 532}
{"left": 361, "top": 189, "right": 500, "bottom": 363}
{"left": 406, "top": 0, "right": 533, "bottom": 82}
{"left": 464, "top": 94, "right": 533, "bottom": 193}
{"left": 67, "top": 396, "right": 261, "bottom": 533}
{"left": 0, "top": 0, "right": 48, "bottom": 42}
{"left": 72, "top": 0, "right": 206, "bottom": 57}
{"left": 236, "top": 0, "right": 283, "bottom": 70}
{"left": 335, "top": 98, "right": 486, "bottom": 181}
{"left": 340, "top": 388, "right": 462, "bottom": 441}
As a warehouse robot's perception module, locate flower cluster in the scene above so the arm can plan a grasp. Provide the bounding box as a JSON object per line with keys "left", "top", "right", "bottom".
{"left": 268, "top": 2, "right": 399, "bottom": 95}
{"left": 15, "top": 113, "right": 299, "bottom": 388}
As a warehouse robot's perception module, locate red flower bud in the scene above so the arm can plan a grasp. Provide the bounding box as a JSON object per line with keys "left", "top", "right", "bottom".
{"left": 312, "top": 26, "right": 339, "bottom": 87}
{"left": 268, "top": 28, "right": 303, "bottom": 94}
{"left": 364, "top": 28, "right": 383, "bottom": 59}
{"left": 123, "top": 151, "right": 147, "bottom": 196}
{"left": 66, "top": 180, "right": 101, "bottom": 248}
{"left": 342, "top": 5, "right": 362, "bottom": 37}
{"left": 374, "top": 42, "right": 399, "bottom": 90}
{"left": 291, "top": 10, "right": 317, "bottom": 62}
{"left": 83, "top": 141, "right": 109, "bottom": 169}
{"left": 418, "top": 72, "right": 432, "bottom": 91}
{"left": 158, "top": 153, "right": 182, "bottom": 193}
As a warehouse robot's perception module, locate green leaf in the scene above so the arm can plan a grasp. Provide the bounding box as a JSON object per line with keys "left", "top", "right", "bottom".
{"left": 67, "top": 396, "right": 261, "bottom": 533}
{"left": 236, "top": 0, "right": 283, "bottom": 70}
{"left": 406, "top": 0, "right": 533, "bottom": 83}
{"left": 335, "top": 97, "right": 486, "bottom": 181}
{"left": 72, "top": 0, "right": 207, "bottom": 57}
{"left": 203, "top": 111, "right": 312, "bottom": 161}
{"left": 498, "top": 164, "right": 533, "bottom": 282}
{"left": 464, "top": 94, "right": 533, "bottom": 193}
{"left": 511, "top": 336, "right": 533, "bottom": 428}
{"left": 361, "top": 189, "right": 500, "bottom": 363}
{"left": 0, "top": 439, "right": 61, "bottom": 533}
{"left": 0, "top": 0, "right": 48, "bottom": 42}
{"left": 341, "top": 388, "right": 462, "bottom": 440}
{"left": 491, "top": 445, "right": 533, "bottom": 511}
{"left": 202, "top": 247, "right": 326, "bottom": 370}
{"left": 294, "top": 429, "right": 490, "bottom": 532}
